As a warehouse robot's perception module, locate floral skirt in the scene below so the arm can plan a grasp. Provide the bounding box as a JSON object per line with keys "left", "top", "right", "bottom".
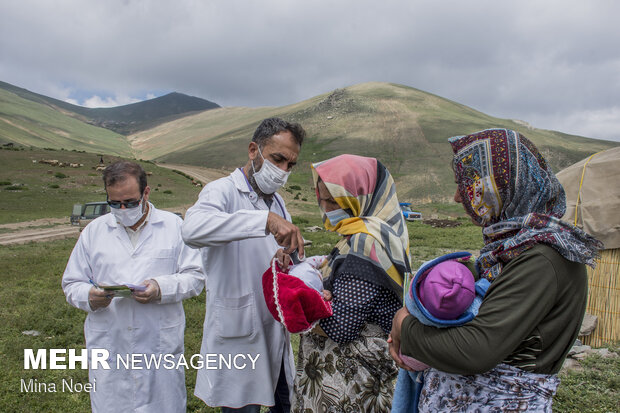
{"left": 292, "top": 323, "right": 398, "bottom": 413}
{"left": 419, "top": 363, "right": 560, "bottom": 412}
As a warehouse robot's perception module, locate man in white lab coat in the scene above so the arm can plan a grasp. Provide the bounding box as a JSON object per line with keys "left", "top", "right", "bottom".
{"left": 182, "top": 118, "right": 306, "bottom": 413}
{"left": 62, "top": 161, "right": 205, "bottom": 413}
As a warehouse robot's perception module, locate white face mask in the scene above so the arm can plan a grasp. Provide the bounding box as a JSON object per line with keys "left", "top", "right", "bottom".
{"left": 252, "top": 146, "right": 290, "bottom": 194}
{"left": 325, "top": 208, "right": 350, "bottom": 226}
{"left": 111, "top": 199, "right": 145, "bottom": 227}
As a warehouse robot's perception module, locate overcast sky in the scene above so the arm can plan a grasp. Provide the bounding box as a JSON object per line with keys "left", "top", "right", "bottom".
{"left": 1, "top": 0, "right": 619, "bottom": 141}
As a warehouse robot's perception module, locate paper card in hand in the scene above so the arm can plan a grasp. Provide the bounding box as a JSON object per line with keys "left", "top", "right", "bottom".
{"left": 98, "top": 283, "right": 147, "bottom": 298}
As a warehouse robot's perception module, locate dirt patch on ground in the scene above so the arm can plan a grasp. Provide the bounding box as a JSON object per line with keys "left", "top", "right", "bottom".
{"left": 156, "top": 163, "right": 229, "bottom": 185}
{"left": 0, "top": 224, "right": 78, "bottom": 245}
{"left": 422, "top": 219, "right": 462, "bottom": 228}
{"left": 0, "top": 217, "right": 69, "bottom": 230}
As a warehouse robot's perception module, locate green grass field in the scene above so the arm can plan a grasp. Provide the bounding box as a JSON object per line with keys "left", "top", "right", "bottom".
{"left": 1, "top": 219, "right": 617, "bottom": 412}
{"left": 0, "top": 148, "right": 202, "bottom": 224}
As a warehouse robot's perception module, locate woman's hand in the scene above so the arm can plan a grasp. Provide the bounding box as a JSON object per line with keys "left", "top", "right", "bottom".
{"left": 388, "top": 306, "right": 414, "bottom": 371}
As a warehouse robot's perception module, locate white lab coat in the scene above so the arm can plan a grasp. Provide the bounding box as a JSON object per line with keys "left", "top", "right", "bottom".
{"left": 62, "top": 205, "right": 204, "bottom": 413}
{"left": 182, "top": 168, "right": 295, "bottom": 409}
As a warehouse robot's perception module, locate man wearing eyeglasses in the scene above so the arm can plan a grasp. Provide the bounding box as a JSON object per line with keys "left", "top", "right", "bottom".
{"left": 62, "top": 161, "right": 205, "bottom": 413}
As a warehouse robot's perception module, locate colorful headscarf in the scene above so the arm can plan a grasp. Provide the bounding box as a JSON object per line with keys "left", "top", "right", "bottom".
{"left": 449, "top": 129, "right": 603, "bottom": 282}
{"left": 312, "top": 154, "right": 410, "bottom": 297}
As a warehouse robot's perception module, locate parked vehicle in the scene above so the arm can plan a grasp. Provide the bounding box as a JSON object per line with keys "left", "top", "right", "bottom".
{"left": 399, "top": 202, "right": 422, "bottom": 221}
{"left": 71, "top": 201, "right": 110, "bottom": 231}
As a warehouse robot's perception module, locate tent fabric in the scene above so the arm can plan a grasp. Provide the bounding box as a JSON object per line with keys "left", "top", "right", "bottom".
{"left": 556, "top": 146, "right": 620, "bottom": 250}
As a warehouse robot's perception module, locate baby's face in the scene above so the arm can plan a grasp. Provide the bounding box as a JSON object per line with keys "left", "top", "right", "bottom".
{"left": 288, "top": 262, "right": 324, "bottom": 292}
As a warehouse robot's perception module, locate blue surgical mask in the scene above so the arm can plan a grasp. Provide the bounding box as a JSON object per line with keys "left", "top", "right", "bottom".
{"left": 325, "top": 208, "right": 350, "bottom": 226}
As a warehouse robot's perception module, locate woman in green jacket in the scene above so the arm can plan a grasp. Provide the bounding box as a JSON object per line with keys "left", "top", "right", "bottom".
{"left": 389, "top": 128, "right": 603, "bottom": 412}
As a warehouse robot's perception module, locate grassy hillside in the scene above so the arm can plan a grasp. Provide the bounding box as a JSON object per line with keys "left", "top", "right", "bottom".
{"left": 129, "top": 105, "right": 278, "bottom": 160}
{"left": 136, "top": 82, "right": 619, "bottom": 202}
{"left": 0, "top": 88, "right": 132, "bottom": 156}
{"left": 0, "top": 147, "right": 202, "bottom": 224}
{"left": 0, "top": 81, "right": 219, "bottom": 135}
{"left": 2, "top": 80, "right": 617, "bottom": 203}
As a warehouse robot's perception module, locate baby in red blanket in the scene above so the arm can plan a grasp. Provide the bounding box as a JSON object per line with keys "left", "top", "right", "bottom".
{"left": 262, "top": 255, "right": 333, "bottom": 333}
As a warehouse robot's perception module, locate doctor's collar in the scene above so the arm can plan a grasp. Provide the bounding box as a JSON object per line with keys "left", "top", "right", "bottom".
{"left": 240, "top": 166, "right": 276, "bottom": 202}
{"left": 237, "top": 168, "right": 285, "bottom": 216}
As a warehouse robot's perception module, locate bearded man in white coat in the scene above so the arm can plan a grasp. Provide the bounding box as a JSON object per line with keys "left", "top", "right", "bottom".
{"left": 62, "top": 161, "right": 205, "bottom": 413}
{"left": 182, "top": 117, "right": 306, "bottom": 413}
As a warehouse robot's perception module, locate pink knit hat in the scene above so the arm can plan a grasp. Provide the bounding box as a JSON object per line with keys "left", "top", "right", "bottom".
{"left": 417, "top": 260, "right": 475, "bottom": 319}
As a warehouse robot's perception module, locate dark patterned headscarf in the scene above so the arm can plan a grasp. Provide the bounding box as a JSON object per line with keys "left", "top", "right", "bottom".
{"left": 449, "top": 129, "right": 603, "bottom": 282}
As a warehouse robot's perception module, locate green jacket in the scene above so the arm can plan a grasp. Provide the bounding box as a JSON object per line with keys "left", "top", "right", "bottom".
{"left": 400, "top": 244, "right": 587, "bottom": 375}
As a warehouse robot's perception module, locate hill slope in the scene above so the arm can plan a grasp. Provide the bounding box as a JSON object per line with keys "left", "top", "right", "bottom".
{"left": 77, "top": 92, "right": 220, "bottom": 135}
{"left": 0, "top": 81, "right": 219, "bottom": 135}
{"left": 0, "top": 87, "right": 132, "bottom": 156}
{"left": 133, "top": 82, "right": 619, "bottom": 201}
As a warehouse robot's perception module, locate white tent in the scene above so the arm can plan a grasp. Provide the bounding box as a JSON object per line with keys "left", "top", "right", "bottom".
{"left": 557, "top": 146, "right": 620, "bottom": 347}
{"left": 557, "top": 146, "right": 620, "bottom": 249}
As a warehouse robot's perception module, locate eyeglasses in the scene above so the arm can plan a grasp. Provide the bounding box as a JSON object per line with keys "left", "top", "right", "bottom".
{"left": 107, "top": 195, "right": 143, "bottom": 209}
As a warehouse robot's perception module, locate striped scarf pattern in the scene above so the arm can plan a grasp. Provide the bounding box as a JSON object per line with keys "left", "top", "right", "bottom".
{"left": 312, "top": 154, "right": 410, "bottom": 296}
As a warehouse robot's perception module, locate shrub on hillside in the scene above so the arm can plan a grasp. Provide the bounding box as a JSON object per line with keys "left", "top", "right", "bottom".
{"left": 4, "top": 185, "right": 27, "bottom": 191}
{"left": 172, "top": 170, "right": 192, "bottom": 180}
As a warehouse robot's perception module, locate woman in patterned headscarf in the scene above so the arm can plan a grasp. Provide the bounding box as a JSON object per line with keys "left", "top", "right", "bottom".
{"left": 389, "top": 129, "right": 602, "bottom": 412}
{"left": 292, "top": 154, "right": 411, "bottom": 413}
